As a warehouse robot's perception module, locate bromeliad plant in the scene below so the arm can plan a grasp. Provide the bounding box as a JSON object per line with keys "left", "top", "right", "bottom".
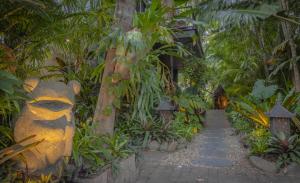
{"left": 116, "top": 115, "right": 178, "bottom": 148}
{"left": 267, "top": 133, "right": 300, "bottom": 168}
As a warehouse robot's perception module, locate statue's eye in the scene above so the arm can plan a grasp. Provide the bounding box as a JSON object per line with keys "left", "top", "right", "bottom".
{"left": 31, "top": 100, "right": 71, "bottom": 111}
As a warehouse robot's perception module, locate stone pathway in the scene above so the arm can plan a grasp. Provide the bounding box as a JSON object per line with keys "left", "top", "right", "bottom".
{"left": 136, "top": 110, "right": 300, "bottom": 183}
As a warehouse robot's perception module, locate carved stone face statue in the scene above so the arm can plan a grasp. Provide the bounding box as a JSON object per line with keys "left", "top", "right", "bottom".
{"left": 14, "top": 78, "right": 80, "bottom": 175}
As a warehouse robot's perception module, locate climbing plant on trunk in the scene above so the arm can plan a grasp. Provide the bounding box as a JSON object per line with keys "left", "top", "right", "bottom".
{"left": 93, "top": 0, "right": 136, "bottom": 135}
{"left": 93, "top": 0, "right": 183, "bottom": 135}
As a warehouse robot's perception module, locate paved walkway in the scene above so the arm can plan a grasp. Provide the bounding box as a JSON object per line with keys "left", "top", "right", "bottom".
{"left": 136, "top": 110, "right": 300, "bottom": 183}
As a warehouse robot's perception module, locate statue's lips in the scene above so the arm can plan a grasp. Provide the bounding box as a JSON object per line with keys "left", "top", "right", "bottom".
{"left": 27, "top": 97, "right": 74, "bottom": 121}
{"left": 28, "top": 96, "right": 73, "bottom": 106}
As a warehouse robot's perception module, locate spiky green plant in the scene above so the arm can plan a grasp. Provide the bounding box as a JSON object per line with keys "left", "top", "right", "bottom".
{"left": 233, "top": 97, "right": 270, "bottom": 128}
{"left": 267, "top": 133, "right": 300, "bottom": 168}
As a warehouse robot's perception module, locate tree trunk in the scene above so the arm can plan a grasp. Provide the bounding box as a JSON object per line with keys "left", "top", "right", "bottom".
{"left": 93, "top": 0, "right": 136, "bottom": 135}
{"left": 93, "top": 49, "right": 117, "bottom": 135}
{"left": 254, "top": 25, "right": 270, "bottom": 78}
{"left": 280, "top": 0, "right": 300, "bottom": 92}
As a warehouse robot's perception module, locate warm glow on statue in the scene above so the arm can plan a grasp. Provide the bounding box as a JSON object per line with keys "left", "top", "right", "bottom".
{"left": 14, "top": 78, "right": 80, "bottom": 175}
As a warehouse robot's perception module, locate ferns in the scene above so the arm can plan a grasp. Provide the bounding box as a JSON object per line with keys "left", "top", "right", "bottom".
{"left": 196, "top": 0, "right": 300, "bottom": 28}
{"left": 213, "top": 4, "right": 279, "bottom": 27}
{"left": 1, "top": 0, "right": 114, "bottom": 66}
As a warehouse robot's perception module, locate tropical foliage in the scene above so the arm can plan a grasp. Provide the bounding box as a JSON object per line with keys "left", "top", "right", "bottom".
{"left": 1, "top": 0, "right": 300, "bottom": 180}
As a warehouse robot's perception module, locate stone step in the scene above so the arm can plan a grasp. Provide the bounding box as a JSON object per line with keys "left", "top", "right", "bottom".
{"left": 204, "top": 110, "right": 230, "bottom": 129}
{"left": 191, "top": 157, "right": 233, "bottom": 168}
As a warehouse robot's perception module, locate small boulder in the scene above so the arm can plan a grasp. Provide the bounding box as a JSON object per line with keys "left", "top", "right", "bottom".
{"left": 285, "top": 163, "right": 300, "bottom": 176}
{"left": 176, "top": 139, "right": 188, "bottom": 150}
{"left": 167, "top": 141, "right": 178, "bottom": 152}
{"left": 148, "top": 141, "right": 160, "bottom": 151}
{"left": 239, "top": 134, "right": 249, "bottom": 148}
{"left": 249, "top": 156, "right": 277, "bottom": 173}
{"left": 78, "top": 167, "right": 110, "bottom": 183}
{"left": 176, "top": 144, "right": 187, "bottom": 150}
{"left": 159, "top": 142, "right": 169, "bottom": 151}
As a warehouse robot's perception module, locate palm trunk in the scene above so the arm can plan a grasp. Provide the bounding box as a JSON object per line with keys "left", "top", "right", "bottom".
{"left": 280, "top": 0, "right": 300, "bottom": 92}
{"left": 93, "top": 49, "right": 117, "bottom": 135}
{"left": 93, "top": 0, "right": 136, "bottom": 135}
{"left": 254, "top": 25, "right": 270, "bottom": 78}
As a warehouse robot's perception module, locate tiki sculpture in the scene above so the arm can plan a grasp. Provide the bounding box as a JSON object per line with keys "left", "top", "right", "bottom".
{"left": 14, "top": 78, "right": 80, "bottom": 175}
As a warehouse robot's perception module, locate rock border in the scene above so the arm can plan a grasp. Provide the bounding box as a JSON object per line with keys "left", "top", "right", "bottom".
{"left": 284, "top": 163, "right": 300, "bottom": 176}
{"left": 248, "top": 155, "right": 277, "bottom": 173}
{"left": 248, "top": 155, "right": 300, "bottom": 176}
{"left": 77, "top": 154, "right": 138, "bottom": 183}
{"left": 147, "top": 139, "right": 188, "bottom": 152}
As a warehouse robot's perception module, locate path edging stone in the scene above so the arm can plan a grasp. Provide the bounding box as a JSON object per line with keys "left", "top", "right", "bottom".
{"left": 248, "top": 156, "right": 277, "bottom": 173}
{"left": 283, "top": 163, "right": 300, "bottom": 176}
{"left": 147, "top": 140, "right": 186, "bottom": 152}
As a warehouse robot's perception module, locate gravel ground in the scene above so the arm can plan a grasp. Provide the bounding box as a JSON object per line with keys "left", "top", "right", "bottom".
{"left": 160, "top": 128, "right": 258, "bottom": 175}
